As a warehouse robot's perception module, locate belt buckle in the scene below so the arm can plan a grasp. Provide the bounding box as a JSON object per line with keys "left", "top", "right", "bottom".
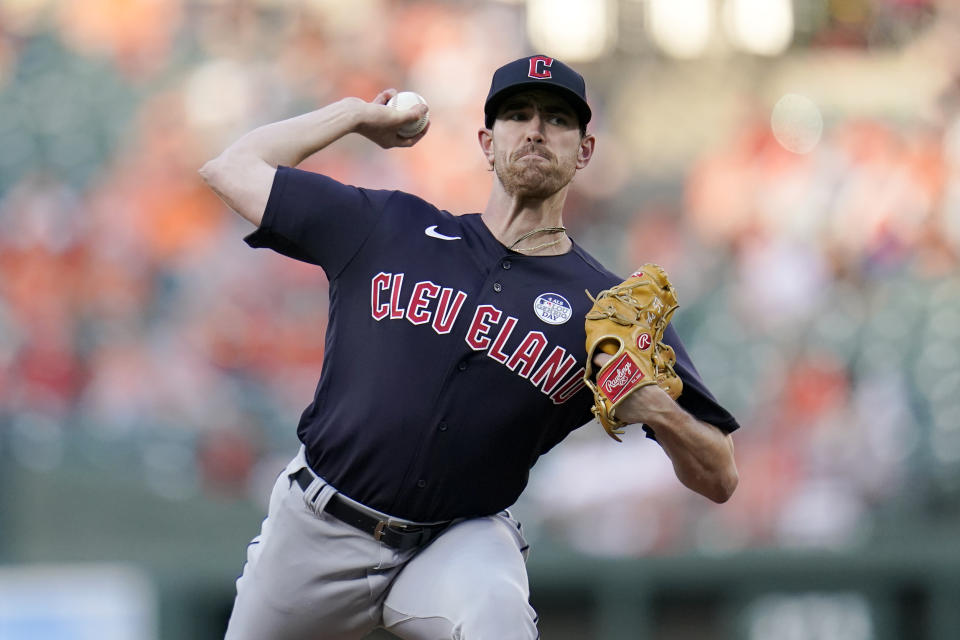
{"left": 374, "top": 519, "right": 410, "bottom": 542}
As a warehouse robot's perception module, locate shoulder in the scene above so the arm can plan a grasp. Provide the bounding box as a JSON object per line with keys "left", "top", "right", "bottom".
{"left": 378, "top": 189, "right": 454, "bottom": 222}
{"left": 274, "top": 167, "right": 443, "bottom": 215}
{"left": 567, "top": 242, "right": 621, "bottom": 287}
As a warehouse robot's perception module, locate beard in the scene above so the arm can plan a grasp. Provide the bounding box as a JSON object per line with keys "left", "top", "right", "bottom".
{"left": 495, "top": 144, "right": 576, "bottom": 199}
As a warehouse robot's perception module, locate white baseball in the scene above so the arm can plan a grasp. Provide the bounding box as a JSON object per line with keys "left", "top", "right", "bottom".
{"left": 387, "top": 91, "right": 429, "bottom": 138}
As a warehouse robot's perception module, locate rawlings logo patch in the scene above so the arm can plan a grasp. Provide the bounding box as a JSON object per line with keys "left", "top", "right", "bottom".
{"left": 597, "top": 352, "right": 645, "bottom": 403}
{"left": 637, "top": 333, "right": 651, "bottom": 350}
{"left": 533, "top": 293, "right": 572, "bottom": 325}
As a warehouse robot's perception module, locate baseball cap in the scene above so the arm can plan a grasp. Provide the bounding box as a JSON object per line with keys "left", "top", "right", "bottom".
{"left": 484, "top": 55, "right": 592, "bottom": 130}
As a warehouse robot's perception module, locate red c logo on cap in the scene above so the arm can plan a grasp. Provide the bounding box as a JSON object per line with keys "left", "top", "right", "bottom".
{"left": 528, "top": 56, "right": 553, "bottom": 79}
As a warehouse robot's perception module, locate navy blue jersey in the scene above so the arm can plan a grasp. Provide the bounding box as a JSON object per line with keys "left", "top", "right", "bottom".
{"left": 245, "top": 166, "right": 740, "bottom": 522}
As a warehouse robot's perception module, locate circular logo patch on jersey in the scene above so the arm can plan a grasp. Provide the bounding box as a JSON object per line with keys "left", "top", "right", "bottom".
{"left": 533, "top": 293, "right": 572, "bottom": 325}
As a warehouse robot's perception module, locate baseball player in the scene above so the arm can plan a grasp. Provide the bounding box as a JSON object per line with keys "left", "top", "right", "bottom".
{"left": 200, "top": 55, "right": 740, "bottom": 640}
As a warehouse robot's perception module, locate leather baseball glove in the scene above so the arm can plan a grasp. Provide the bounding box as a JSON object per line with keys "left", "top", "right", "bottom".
{"left": 583, "top": 264, "right": 683, "bottom": 441}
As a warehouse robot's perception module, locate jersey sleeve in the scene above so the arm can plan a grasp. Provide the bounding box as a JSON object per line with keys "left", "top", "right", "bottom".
{"left": 243, "top": 166, "right": 394, "bottom": 278}
{"left": 651, "top": 324, "right": 741, "bottom": 437}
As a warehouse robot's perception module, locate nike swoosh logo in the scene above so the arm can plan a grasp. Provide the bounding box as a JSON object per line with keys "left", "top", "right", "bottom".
{"left": 425, "top": 225, "right": 461, "bottom": 241}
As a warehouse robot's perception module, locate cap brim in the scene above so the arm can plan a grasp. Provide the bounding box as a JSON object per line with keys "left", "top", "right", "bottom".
{"left": 484, "top": 83, "right": 592, "bottom": 130}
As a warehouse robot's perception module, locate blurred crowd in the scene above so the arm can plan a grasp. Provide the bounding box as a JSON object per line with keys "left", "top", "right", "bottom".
{"left": 524, "top": 108, "right": 960, "bottom": 556}
{"left": 1, "top": 0, "right": 958, "bottom": 555}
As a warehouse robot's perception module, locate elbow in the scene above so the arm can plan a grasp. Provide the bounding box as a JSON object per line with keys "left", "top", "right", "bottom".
{"left": 708, "top": 466, "right": 739, "bottom": 504}
{"left": 677, "top": 464, "right": 738, "bottom": 503}
{"left": 196, "top": 151, "right": 269, "bottom": 227}
{"left": 708, "top": 431, "right": 738, "bottom": 503}
{"left": 198, "top": 156, "right": 222, "bottom": 187}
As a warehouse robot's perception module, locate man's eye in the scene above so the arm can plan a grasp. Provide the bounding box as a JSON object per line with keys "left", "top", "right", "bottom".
{"left": 549, "top": 115, "right": 568, "bottom": 126}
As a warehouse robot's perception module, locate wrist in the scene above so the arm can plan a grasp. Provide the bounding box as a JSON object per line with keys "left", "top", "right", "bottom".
{"left": 616, "top": 384, "right": 676, "bottom": 427}
{"left": 336, "top": 97, "right": 370, "bottom": 135}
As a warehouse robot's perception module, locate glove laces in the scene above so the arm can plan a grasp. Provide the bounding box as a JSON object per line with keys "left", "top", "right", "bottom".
{"left": 584, "top": 279, "right": 658, "bottom": 326}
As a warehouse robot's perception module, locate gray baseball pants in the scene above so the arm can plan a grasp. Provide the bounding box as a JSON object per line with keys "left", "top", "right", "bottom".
{"left": 223, "top": 447, "right": 539, "bottom": 639}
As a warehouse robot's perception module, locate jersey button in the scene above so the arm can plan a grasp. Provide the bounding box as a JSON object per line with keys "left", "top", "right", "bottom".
{"left": 457, "top": 360, "right": 468, "bottom": 371}
{"left": 417, "top": 479, "right": 427, "bottom": 488}
{"left": 502, "top": 260, "right": 512, "bottom": 270}
{"left": 493, "top": 282, "right": 503, "bottom": 293}
{"left": 438, "top": 422, "right": 448, "bottom": 432}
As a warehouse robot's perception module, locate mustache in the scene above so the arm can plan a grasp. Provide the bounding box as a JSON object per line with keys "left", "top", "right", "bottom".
{"left": 511, "top": 144, "right": 554, "bottom": 162}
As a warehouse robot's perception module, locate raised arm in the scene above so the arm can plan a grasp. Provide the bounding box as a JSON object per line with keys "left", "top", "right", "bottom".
{"left": 198, "top": 89, "right": 429, "bottom": 226}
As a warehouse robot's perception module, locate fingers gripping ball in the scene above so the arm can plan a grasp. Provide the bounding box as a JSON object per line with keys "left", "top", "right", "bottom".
{"left": 583, "top": 264, "right": 683, "bottom": 441}
{"left": 387, "top": 91, "right": 429, "bottom": 138}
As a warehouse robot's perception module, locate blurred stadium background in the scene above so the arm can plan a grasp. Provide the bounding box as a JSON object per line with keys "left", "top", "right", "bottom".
{"left": 1, "top": 0, "right": 959, "bottom": 638}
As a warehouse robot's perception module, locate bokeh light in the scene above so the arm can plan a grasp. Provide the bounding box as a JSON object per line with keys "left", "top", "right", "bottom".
{"left": 724, "top": 0, "right": 794, "bottom": 56}
{"left": 770, "top": 93, "right": 824, "bottom": 153}
{"left": 647, "top": 0, "right": 714, "bottom": 59}
{"left": 526, "top": 0, "right": 616, "bottom": 62}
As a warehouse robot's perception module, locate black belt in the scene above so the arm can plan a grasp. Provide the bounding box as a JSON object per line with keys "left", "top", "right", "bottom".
{"left": 294, "top": 467, "right": 451, "bottom": 551}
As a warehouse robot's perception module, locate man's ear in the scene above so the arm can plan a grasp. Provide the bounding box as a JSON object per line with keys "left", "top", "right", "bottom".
{"left": 478, "top": 128, "right": 495, "bottom": 169}
{"left": 576, "top": 134, "right": 596, "bottom": 169}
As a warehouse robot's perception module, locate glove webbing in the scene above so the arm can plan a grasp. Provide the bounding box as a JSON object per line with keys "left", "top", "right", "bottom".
{"left": 584, "top": 279, "right": 661, "bottom": 327}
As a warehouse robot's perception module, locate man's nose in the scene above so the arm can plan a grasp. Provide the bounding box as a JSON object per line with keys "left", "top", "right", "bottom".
{"left": 524, "top": 114, "right": 546, "bottom": 142}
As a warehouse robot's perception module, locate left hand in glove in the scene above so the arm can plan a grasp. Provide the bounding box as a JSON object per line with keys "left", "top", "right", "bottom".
{"left": 583, "top": 263, "right": 683, "bottom": 441}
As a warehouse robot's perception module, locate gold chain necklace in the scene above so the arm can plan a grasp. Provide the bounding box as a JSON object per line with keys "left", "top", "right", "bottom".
{"left": 508, "top": 226, "right": 567, "bottom": 253}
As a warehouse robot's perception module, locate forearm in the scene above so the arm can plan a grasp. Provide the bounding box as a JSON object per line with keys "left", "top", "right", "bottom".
{"left": 618, "top": 388, "right": 738, "bottom": 503}
{"left": 221, "top": 99, "right": 362, "bottom": 169}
